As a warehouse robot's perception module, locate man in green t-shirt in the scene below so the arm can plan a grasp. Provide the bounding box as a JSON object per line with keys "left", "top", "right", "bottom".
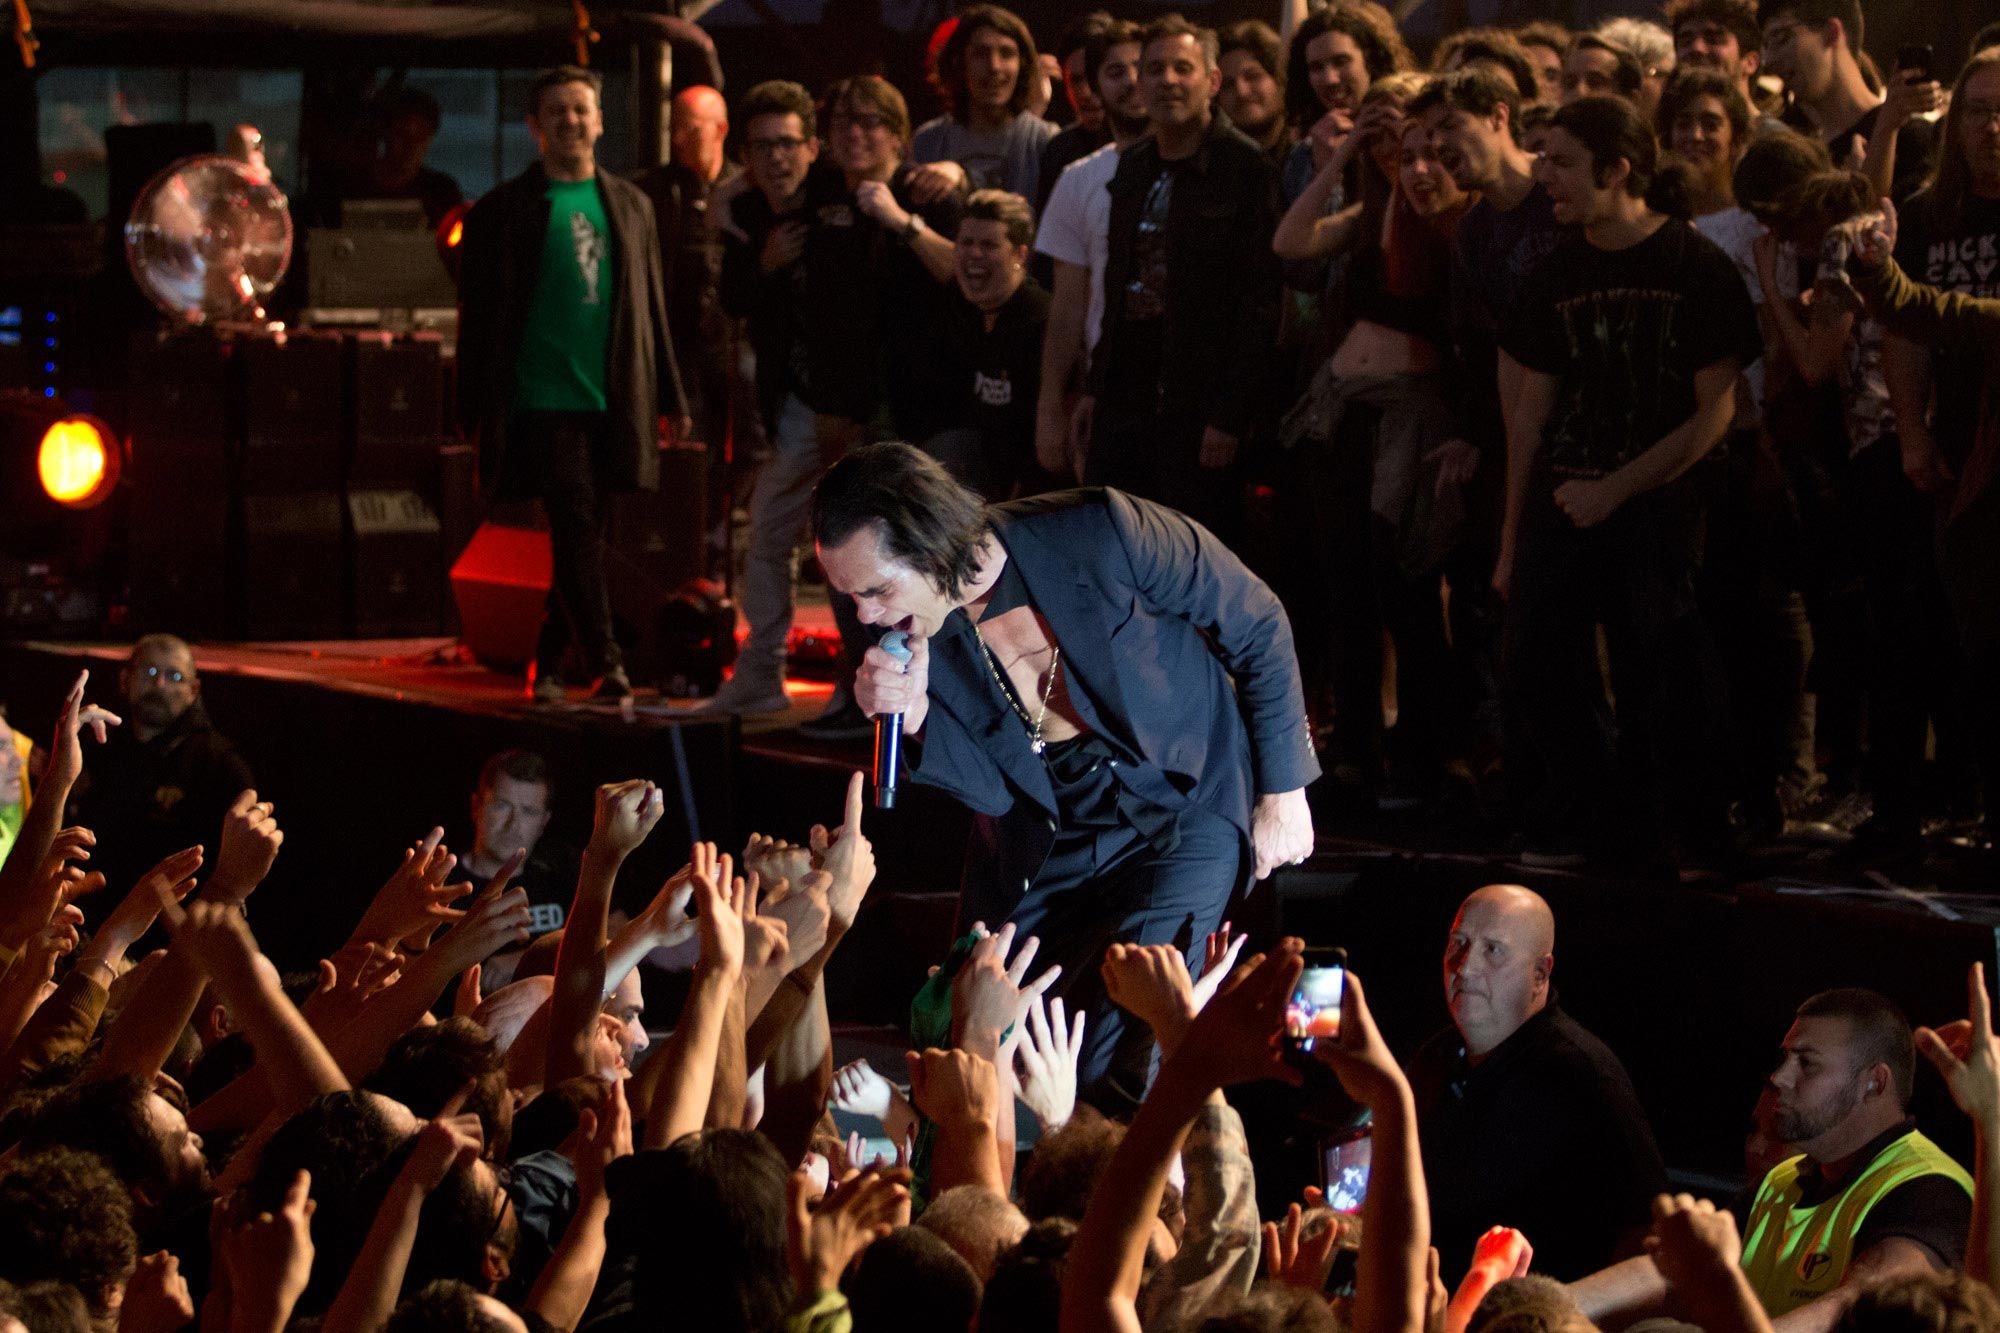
{"left": 457, "top": 66, "right": 688, "bottom": 705}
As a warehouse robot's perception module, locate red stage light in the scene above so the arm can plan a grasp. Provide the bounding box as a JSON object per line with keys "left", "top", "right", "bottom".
{"left": 38, "top": 415, "right": 121, "bottom": 508}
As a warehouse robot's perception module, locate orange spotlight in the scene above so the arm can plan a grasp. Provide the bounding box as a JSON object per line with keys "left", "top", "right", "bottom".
{"left": 37, "top": 416, "right": 121, "bottom": 508}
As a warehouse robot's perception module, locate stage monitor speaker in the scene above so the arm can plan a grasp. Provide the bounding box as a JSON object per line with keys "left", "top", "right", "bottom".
{"left": 606, "top": 443, "right": 708, "bottom": 680}
{"left": 128, "top": 332, "right": 232, "bottom": 492}
{"left": 243, "top": 492, "right": 344, "bottom": 639}
{"left": 125, "top": 489, "right": 229, "bottom": 638}
{"left": 239, "top": 332, "right": 344, "bottom": 494}
{"left": 449, "top": 521, "right": 551, "bottom": 668}
{"left": 349, "top": 489, "right": 446, "bottom": 637}
{"left": 351, "top": 334, "right": 445, "bottom": 489}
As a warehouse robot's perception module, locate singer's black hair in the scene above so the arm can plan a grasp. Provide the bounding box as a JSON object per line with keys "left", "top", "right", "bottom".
{"left": 811, "top": 442, "right": 990, "bottom": 600}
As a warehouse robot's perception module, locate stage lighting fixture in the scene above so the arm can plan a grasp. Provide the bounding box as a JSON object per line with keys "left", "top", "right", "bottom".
{"left": 37, "top": 415, "right": 121, "bottom": 509}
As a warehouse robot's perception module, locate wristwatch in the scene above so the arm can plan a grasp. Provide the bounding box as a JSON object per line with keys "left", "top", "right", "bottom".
{"left": 902, "top": 213, "right": 925, "bottom": 244}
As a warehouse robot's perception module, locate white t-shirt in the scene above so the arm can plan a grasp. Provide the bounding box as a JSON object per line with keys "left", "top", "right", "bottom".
{"left": 1695, "top": 205, "right": 1790, "bottom": 413}
{"left": 1033, "top": 141, "right": 1121, "bottom": 355}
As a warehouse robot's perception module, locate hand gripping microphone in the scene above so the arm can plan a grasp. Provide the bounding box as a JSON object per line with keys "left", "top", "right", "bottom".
{"left": 873, "top": 629, "right": 914, "bottom": 809}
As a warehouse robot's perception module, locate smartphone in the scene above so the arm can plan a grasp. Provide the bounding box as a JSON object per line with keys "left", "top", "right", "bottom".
{"left": 1319, "top": 1126, "right": 1373, "bottom": 1212}
{"left": 1896, "top": 44, "right": 1932, "bottom": 80}
{"left": 1285, "top": 947, "right": 1347, "bottom": 1054}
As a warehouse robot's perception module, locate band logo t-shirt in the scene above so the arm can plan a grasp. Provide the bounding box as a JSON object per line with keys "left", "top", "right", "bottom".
{"left": 1892, "top": 188, "right": 2000, "bottom": 462}
{"left": 1501, "top": 217, "right": 1759, "bottom": 480}
{"left": 516, "top": 176, "right": 613, "bottom": 412}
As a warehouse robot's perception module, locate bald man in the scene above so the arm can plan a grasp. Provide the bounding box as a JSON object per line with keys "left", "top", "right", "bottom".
{"left": 70, "top": 635, "right": 255, "bottom": 905}
{"left": 635, "top": 85, "right": 735, "bottom": 454}
{"left": 1405, "top": 884, "right": 1665, "bottom": 1284}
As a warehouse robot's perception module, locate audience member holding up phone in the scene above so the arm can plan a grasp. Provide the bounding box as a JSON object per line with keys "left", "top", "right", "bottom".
{"left": 1405, "top": 884, "right": 1665, "bottom": 1282}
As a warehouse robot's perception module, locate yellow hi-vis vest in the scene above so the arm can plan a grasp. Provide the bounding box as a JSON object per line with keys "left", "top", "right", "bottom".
{"left": 1740, "top": 1129, "right": 1971, "bottom": 1317}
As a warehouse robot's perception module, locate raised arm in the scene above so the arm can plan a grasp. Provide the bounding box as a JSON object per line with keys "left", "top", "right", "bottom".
{"left": 528, "top": 1081, "right": 632, "bottom": 1333}
{"left": 323, "top": 1113, "right": 484, "bottom": 1333}
{"left": 1915, "top": 961, "right": 2000, "bottom": 1285}
{"left": 1062, "top": 941, "right": 1305, "bottom": 1333}
{"left": 1314, "top": 971, "right": 1431, "bottom": 1333}
{"left": 0, "top": 672, "right": 120, "bottom": 951}
{"left": 643, "top": 843, "right": 745, "bottom": 1149}
{"left": 549, "top": 781, "right": 664, "bottom": 1086}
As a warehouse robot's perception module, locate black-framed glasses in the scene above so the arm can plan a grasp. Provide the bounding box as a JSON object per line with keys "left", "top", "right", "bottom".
{"left": 749, "top": 135, "right": 810, "bottom": 154}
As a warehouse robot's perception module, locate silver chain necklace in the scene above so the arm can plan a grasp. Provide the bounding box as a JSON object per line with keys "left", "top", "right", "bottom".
{"left": 975, "top": 632, "right": 1061, "bottom": 755}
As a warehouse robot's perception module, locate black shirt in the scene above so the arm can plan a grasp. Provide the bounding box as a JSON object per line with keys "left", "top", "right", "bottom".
{"left": 1407, "top": 1001, "right": 1667, "bottom": 1281}
{"left": 1501, "top": 217, "right": 1761, "bottom": 480}
{"left": 68, "top": 701, "right": 255, "bottom": 912}
{"left": 1891, "top": 186, "right": 2000, "bottom": 463}
{"left": 720, "top": 165, "right": 832, "bottom": 429}
{"left": 799, "top": 163, "right": 965, "bottom": 425}
{"left": 914, "top": 276, "right": 1051, "bottom": 495}
{"left": 1786, "top": 1117, "right": 1972, "bottom": 1268}
{"left": 1449, "top": 183, "right": 1569, "bottom": 451}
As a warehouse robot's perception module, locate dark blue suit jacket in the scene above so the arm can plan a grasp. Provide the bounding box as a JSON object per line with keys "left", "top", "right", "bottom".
{"left": 908, "top": 488, "right": 1320, "bottom": 913}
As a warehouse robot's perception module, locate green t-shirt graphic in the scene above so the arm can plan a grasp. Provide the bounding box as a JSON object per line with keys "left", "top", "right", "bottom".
{"left": 516, "top": 176, "right": 613, "bottom": 412}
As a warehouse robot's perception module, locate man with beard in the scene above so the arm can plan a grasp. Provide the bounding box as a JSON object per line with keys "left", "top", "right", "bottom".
{"left": 69, "top": 635, "right": 254, "bottom": 904}
{"left": 1406, "top": 884, "right": 1664, "bottom": 1282}
{"left": 1218, "top": 21, "right": 1291, "bottom": 167}
{"left": 1571, "top": 989, "right": 1972, "bottom": 1330}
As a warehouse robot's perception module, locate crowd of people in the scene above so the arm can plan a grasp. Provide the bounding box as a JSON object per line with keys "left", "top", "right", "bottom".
{"left": 3, "top": 652, "right": 2000, "bottom": 1333}
{"left": 472, "top": 0, "right": 2000, "bottom": 879}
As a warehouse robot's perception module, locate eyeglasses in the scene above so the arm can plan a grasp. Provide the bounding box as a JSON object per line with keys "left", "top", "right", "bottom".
{"left": 749, "top": 135, "right": 810, "bottom": 154}
{"left": 139, "top": 666, "right": 189, "bottom": 685}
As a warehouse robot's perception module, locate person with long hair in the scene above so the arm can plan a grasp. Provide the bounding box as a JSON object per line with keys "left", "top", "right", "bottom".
{"left": 1279, "top": 0, "right": 1412, "bottom": 203}
{"left": 909, "top": 4, "right": 1056, "bottom": 199}
{"left": 1494, "top": 96, "right": 1760, "bottom": 871}
{"left": 1275, "top": 74, "right": 1475, "bottom": 804}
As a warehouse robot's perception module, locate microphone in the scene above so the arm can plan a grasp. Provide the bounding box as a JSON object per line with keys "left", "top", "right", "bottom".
{"left": 873, "top": 630, "right": 913, "bottom": 809}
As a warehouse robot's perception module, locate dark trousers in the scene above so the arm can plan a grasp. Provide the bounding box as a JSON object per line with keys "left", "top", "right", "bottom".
{"left": 519, "top": 411, "right": 623, "bottom": 679}
{"left": 1299, "top": 401, "right": 1453, "bottom": 784}
{"left": 1500, "top": 478, "right": 1728, "bottom": 861}
{"left": 964, "top": 800, "right": 1245, "bottom": 1115}
{"left": 1086, "top": 398, "right": 1241, "bottom": 547}
{"left": 1841, "top": 441, "right": 1966, "bottom": 826}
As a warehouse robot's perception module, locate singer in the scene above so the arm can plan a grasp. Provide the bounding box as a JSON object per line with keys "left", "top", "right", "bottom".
{"left": 812, "top": 442, "right": 1319, "bottom": 1108}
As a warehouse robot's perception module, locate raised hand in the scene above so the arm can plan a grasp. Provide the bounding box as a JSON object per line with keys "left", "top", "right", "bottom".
{"left": 951, "top": 921, "right": 1060, "bottom": 1055}
{"left": 1169, "top": 938, "right": 1305, "bottom": 1090}
{"left": 1011, "top": 992, "right": 1084, "bottom": 1132}
{"left": 164, "top": 899, "right": 267, "bottom": 994}
{"left": 454, "top": 964, "right": 483, "bottom": 1017}
{"left": 300, "top": 942, "right": 405, "bottom": 1036}
{"left": 24, "top": 904, "right": 84, "bottom": 968}
{"left": 405, "top": 1112, "right": 485, "bottom": 1193}
{"left": 905, "top": 1046, "right": 1002, "bottom": 1133}
{"left": 787, "top": 1161, "right": 912, "bottom": 1297}
{"left": 829, "top": 1059, "right": 895, "bottom": 1120}
{"left": 1263, "top": 1202, "right": 1341, "bottom": 1292}
{"left": 429, "top": 879, "right": 532, "bottom": 973}
{"left": 1192, "top": 923, "right": 1249, "bottom": 1015}
{"left": 218, "top": 1169, "right": 316, "bottom": 1332}
{"left": 118, "top": 1250, "right": 194, "bottom": 1333}
{"left": 1100, "top": 942, "right": 1197, "bottom": 1057}
{"left": 810, "top": 772, "right": 877, "bottom": 933}
{"left": 743, "top": 833, "right": 814, "bottom": 892}
{"left": 689, "top": 843, "right": 745, "bottom": 978}
{"left": 1645, "top": 1194, "right": 1745, "bottom": 1299}
{"left": 351, "top": 828, "right": 467, "bottom": 949}
{"left": 590, "top": 780, "right": 666, "bottom": 858}
{"left": 89, "top": 846, "right": 203, "bottom": 963}
{"left": 207, "top": 789, "right": 283, "bottom": 903}
{"left": 738, "top": 871, "right": 793, "bottom": 977}
{"left": 1311, "top": 968, "right": 1405, "bottom": 1109}
{"left": 634, "top": 863, "right": 698, "bottom": 950}
{"left": 1916, "top": 961, "right": 2000, "bottom": 1129}
{"left": 45, "top": 669, "right": 122, "bottom": 794}
{"left": 573, "top": 1079, "right": 634, "bottom": 1199}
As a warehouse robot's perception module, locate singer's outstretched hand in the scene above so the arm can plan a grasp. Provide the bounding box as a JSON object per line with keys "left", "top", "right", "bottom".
{"left": 856, "top": 632, "right": 929, "bottom": 736}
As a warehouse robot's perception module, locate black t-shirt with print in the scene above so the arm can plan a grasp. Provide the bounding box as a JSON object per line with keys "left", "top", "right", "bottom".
{"left": 1892, "top": 186, "right": 2000, "bottom": 460}
{"left": 948, "top": 276, "right": 1052, "bottom": 478}
{"left": 1501, "top": 217, "right": 1762, "bottom": 480}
